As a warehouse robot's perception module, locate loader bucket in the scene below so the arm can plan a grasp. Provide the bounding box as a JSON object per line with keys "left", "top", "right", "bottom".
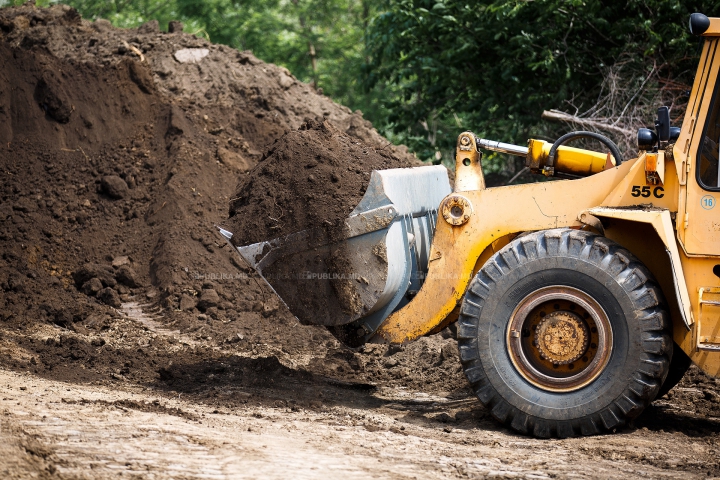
{"left": 219, "top": 165, "right": 451, "bottom": 330}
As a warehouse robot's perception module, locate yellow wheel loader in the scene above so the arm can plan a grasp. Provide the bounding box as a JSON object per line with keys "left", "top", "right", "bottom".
{"left": 220, "top": 13, "right": 720, "bottom": 437}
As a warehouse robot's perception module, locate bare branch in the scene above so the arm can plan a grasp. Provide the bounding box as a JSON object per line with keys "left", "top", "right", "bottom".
{"left": 506, "top": 167, "right": 529, "bottom": 185}
{"left": 541, "top": 110, "right": 634, "bottom": 137}
{"left": 544, "top": 58, "right": 691, "bottom": 157}
{"left": 613, "top": 64, "right": 656, "bottom": 125}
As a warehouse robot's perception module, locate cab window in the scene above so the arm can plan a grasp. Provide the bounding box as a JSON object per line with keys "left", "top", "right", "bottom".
{"left": 698, "top": 77, "right": 720, "bottom": 190}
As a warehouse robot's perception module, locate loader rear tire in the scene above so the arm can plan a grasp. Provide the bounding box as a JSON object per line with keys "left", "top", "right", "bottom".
{"left": 457, "top": 229, "right": 672, "bottom": 438}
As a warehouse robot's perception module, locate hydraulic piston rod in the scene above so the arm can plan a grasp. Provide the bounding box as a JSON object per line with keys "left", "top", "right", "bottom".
{"left": 476, "top": 138, "right": 529, "bottom": 157}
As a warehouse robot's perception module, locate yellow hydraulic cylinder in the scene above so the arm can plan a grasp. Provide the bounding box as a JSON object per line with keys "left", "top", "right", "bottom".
{"left": 475, "top": 137, "right": 617, "bottom": 178}
{"left": 526, "top": 139, "right": 616, "bottom": 176}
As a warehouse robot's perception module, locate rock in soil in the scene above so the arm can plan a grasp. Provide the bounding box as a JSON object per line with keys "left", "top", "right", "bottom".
{"left": 100, "top": 175, "right": 130, "bottom": 199}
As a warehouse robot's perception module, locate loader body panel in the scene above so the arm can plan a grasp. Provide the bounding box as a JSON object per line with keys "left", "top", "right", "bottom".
{"left": 675, "top": 37, "right": 720, "bottom": 256}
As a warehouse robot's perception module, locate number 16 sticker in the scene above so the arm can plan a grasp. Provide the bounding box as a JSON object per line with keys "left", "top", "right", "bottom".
{"left": 701, "top": 195, "right": 716, "bottom": 210}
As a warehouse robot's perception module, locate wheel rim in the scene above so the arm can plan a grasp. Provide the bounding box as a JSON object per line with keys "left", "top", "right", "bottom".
{"left": 506, "top": 286, "right": 613, "bottom": 392}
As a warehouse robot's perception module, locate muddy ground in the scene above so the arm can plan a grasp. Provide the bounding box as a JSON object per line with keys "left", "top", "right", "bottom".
{"left": 0, "top": 4, "right": 719, "bottom": 479}
{"left": 1, "top": 303, "right": 719, "bottom": 479}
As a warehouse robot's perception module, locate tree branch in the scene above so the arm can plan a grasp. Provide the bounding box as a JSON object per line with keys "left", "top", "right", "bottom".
{"left": 541, "top": 110, "right": 634, "bottom": 137}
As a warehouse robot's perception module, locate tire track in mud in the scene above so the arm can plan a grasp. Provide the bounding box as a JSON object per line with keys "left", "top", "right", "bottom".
{"left": 120, "top": 301, "right": 200, "bottom": 348}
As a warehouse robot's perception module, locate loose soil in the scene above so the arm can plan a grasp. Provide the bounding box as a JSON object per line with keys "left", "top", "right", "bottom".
{"left": 0, "top": 4, "right": 718, "bottom": 479}
{"left": 0, "top": 2, "right": 418, "bottom": 369}
{"left": 224, "top": 119, "right": 419, "bottom": 246}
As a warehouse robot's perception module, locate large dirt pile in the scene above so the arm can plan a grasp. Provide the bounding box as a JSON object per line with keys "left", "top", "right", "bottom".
{"left": 0, "top": 3, "right": 413, "bottom": 317}
{"left": 225, "top": 119, "right": 418, "bottom": 246}
{"left": 0, "top": 3, "right": 472, "bottom": 396}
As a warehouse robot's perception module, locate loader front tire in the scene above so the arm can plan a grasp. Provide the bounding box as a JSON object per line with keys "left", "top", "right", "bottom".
{"left": 457, "top": 229, "right": 671, "bottom": 438}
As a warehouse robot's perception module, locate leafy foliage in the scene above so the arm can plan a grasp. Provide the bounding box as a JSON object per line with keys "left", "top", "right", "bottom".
{"left": 365, "top": 0, "right": 718, "bottom": 179}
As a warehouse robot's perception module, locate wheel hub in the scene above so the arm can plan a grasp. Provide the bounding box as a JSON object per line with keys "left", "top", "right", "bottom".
{"left": 535, "top": 311, "right": 589, "bottom": 365}
{"left": 506, "top": 286, "right": 613, "bottom": 392}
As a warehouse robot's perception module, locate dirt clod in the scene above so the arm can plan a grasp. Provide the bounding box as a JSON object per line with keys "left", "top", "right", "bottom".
{"left": 97, "top": 287, "right": 122, "bottom": 308}
{"left": 197, "top": 289, "right": 220, "bottom": 311}
{"left": 179, "top": 294, "right": 197, "bottom": 311}
{"left": 168, "top": 20, "right": 183, "bottom": 33}
{"left": 80, "top": 278, "right": 102, "bottom": 296}
{"left": 115, "top": 265, "right": 141, "bottom": 288}
{"left": 100, "top": 175, "right": 130, "bottom": 199}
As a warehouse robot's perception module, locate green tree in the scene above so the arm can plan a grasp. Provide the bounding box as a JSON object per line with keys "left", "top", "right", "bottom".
{"left": 182, "top": 0, "right": 380, "bottom": 116}
{"left": 365, "top": 0, "right": 719, "bottom": 180}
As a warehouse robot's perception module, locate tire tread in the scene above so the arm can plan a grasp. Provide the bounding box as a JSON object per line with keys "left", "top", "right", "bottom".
{"left": 457, "top": 228, "right": 672, "bottom": 438}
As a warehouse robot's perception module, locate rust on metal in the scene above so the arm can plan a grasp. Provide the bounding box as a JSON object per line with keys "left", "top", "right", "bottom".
{"left": 506, "top": 286, "right": 613, "bottom": 392}
{"left": 534, "top": 311, "right": 590, "bottom": 365}
{"left": 441, "top": 194, "right": 473, "bottom": 226}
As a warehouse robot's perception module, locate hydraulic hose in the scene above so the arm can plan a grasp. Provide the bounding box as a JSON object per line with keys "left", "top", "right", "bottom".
{"left": 546, "top": 131, "right": 623, "bottom": 176}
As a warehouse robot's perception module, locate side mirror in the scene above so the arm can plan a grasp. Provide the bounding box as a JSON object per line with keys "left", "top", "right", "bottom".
{"left": 656, "top": 106, "right": 670, "bottom": 143}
